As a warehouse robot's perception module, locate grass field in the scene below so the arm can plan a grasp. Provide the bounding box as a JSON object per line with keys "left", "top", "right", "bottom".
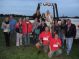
{"left": 0, "top": 17, "right": 79, "bottom": 59}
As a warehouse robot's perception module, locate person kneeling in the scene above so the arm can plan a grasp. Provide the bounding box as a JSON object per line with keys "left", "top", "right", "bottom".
{"left": 36, "top": 26, "right": 52, "bottom": 53}
{"left": 48, "top": 34, "right": 62, "bottom": 58}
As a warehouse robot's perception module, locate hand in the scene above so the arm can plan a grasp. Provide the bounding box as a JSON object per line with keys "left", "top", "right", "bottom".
{"left": 57, "top": 42, "right": 60, "bottom": 45}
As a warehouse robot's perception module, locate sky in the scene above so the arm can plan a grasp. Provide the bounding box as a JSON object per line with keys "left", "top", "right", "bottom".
{"left": 0, "top": 0, "right": 79, "bottom": 17}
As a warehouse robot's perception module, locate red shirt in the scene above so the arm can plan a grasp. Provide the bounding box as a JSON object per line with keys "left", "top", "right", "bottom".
{"left": 49, "top": 38, "right": 62, "bottom": 51}
{"left": 22, "top": 21, "right": 32, "bottom": 34}
{"left": 39, "top": 31, "right": 52, "bottom": 45}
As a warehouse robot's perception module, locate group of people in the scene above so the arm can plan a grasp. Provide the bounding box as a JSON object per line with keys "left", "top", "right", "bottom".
{"left": 1, "top": 16, "right": 33, "bottom": 47}
{"left": 1, "top": 10, "right": 76, "bottom": 58}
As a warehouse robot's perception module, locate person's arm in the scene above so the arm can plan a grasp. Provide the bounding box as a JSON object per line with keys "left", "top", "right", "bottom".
{"left": 57, "top": 42, "right": 61, "bottom": 47}
{"left": 14, "top": 20, "right": 17, "bottom": 30}
{"left": 1, "top": 22, "right": 5, "bottom": 30}
{"left": 57, "top": 39, "right": 62, "bottom": 47}
{"left": 72, "top": 24, "right": 76, "bottom": 38}
{"left": 39, "top": 32, "right": 43, "bottom": 43}
{"left": 49, "top": 45, "right": 52, "bottom": 52}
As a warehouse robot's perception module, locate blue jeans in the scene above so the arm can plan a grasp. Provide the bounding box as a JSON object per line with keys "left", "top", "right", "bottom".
{"left": 23, "top": 33, "right": 30, "bottom": 45}
{"left": 66, "top": 37, "right": 73, "bottom": 54}
{"left": 59, "top": 32, "right": 65, "bottom": 48}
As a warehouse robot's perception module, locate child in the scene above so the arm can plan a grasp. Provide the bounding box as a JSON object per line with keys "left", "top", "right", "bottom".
{"left": 48, "top": 34, "right": 62, "bottom": 58}
{"left": 15, "top": 18, "right": 22, "bottom": 46}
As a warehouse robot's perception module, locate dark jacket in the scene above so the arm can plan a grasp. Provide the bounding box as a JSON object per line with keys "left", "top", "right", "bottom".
{"left": 38, "top": 23, "right": 47, "bottom": 33}
{"left": 65, "top": 24, "right": 76, "bottom": 38}
{"left": 15, "top": 23, "right": 22, "bottom": 33}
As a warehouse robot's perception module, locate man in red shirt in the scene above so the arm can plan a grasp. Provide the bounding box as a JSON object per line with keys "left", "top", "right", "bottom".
{"left": 48, "top": 34, "right": 62, "bottom": 58}
{"left": 22, "top": 18, "right": 32, "bottom": 46}
{"left": 36, "top": 26, "right": 52, "bottom": 53}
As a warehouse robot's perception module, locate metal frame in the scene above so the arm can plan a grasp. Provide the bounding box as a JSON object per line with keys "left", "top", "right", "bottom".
{"left": 38, "top": 3, "right": 59, "bottom": 20}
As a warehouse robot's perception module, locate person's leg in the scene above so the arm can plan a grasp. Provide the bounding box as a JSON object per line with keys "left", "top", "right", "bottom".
{"left": 4, "top": 32, "right": 8, "bottom": 46}
{"left": 12, "top": 30, "right": 16, "bottom": 40}
{"left": 10, "top": 30, "right": 16, "bottom": 45}
{"left": 22, "top": 34, "right": 26, "bottom": 46}
{"left": 43, "top": 45, "right": 49, "bottom": 53}
{"left": 19, "top": 33, "right": 22, "bottom": 45}
{"left": 55, "top": 49, "right": 62, "bottom": 56}
{"left": 16, "top": 33, "right": 20, "bottom": 46}
{"left": 27, "top": 33, "right": 30, "bottom": 45}
{"left": 48, "top": 51, "right": 54, "bottom": 58}
{"left": 36, "top": 42, "right": 43, "bottom": 54}
{"left": 4, "top": 32, "right": 10, "bottom": 47}
{"left": 61, "top": 34, "right": 65, "bottom": 48}
{"left": 7, "top": 32, "right": 10, "bottom": 46}
{"left": 66, "top": 37, "right": 73, "bottom": 55}
{"left": 24, "top": 34, "right": 27, "bottom": 46}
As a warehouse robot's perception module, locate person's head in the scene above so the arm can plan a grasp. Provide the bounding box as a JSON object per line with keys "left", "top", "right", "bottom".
{"left": 23, "top": 18, "right": 26, "bottom": 22}
{"left": 45, "top": 26, "right": 50, "bottom": 32}
{"left": 9, "top": 15, "right": 13, "bottom": 20}
{"left": 61, "top": 19, "right": 66, "bottom": 25}
{"left": 35, "top": 18, "right": 39, "bottom": 22}
{"left": 58, "top": 21, "right": 61, "bottom": 26}
{"left": 54, "top": 20, "right": 58, "bottom": 26}
{"left": 5, "top": 17, "right": 9, "bottom": 22}
{"left": 66, "top": 19, "right": 71, "bottom": 25}
{"left": 54, "top": 34, "right": 59, "bottom": 39}
{"left": 41, "top": 21, "right": 45, "bottom": 25}
{"left": 18, "top": 18, "right": 22, "bottom": 23}
{"left": 61, "top": 20, "right": 64, "bottom": 24}
{"left": 25, "top": 17, "right": 29, "bottom": 21}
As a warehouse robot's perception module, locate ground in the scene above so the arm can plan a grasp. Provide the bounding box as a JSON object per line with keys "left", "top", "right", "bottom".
{"left": 0, "top": 17, "right": 79, "bottom": 59}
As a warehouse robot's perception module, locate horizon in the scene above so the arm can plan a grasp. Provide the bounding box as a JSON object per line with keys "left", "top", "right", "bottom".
{"left": 0, "top": 0, "right": 79, "bottom": 17}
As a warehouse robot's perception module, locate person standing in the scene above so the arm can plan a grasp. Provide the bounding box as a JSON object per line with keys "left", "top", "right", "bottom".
{"left": 45, "top": 10, "right": 53, "bottom": 31}
{"left": 15, "top": 18, "right": 23, "bottom": 47}
{"left": 1, "top": 17, "right": 10, "bottom": 47}
{"left": 32, "top": 18, "right": 40, "bottom": 44}
{"left": 60, "top": 20, "right": 66, "bottom": 48}
{"left": 9, "top": 16, "right": 16, "bottom": 45}
{"left": 38, "top": 20, "right": 47, "bottom": 33}
{"left": 22, "top": 18, "right": 32, "bottom": 46}
{"left": 53, "top": 20, "right": 60, "bottom": 35}
{"left": 64, "top": 19, "right": 76, "bottom": 55}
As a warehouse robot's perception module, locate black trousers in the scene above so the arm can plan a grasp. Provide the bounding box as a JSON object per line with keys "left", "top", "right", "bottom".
{"left": 4, "top": 32, "right": 10, "bottom": 47}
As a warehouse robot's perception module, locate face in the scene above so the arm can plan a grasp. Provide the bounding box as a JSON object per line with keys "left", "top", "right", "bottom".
{"left": 61, "top": 20, "right": 64, "bottom": 24}
{"left": 67, "top": 20, "right": 71, "bottom": 25}
{"left": 58, "top": 21, "right": 61, "bottom": 25}
{"left": 54, "top": 20, "right": 58, "bottom": 26}
{"left": 45, "top": 27, "right": 49, "bottom": 32}
{"left": 5, "top": 17, "right": 9, "bottom": 22}
{"left": 54, "top": 34, "right": 59, "bottom": 39}
{"left": 23, "top": 18, "right": 26, "bottom": 22}
{"left": 19, "top": 18, "right": 22, "bottom": 23}
{"left": 35, "top": 18, "right": 38, "bottom": 22}
{"left": 10, "top": 16, "right": 13, "bottom": 19}
{"left": 41, "top": 21, "right": 45, "bottom": 25}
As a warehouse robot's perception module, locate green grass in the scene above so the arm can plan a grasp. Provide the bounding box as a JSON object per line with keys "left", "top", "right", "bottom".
{"left": 0, "top": 17, "right": 79, "bottom": 59}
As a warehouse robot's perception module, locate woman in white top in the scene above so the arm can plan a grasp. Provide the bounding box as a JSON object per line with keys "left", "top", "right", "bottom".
{"left": 1, "top": 17, "right": 10, "bottom": 47}
{"left": 45, "top": 10, "right": 53, "bottom": 32}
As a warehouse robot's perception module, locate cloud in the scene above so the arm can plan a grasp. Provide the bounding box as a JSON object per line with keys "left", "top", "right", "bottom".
{"left": 0, "top": 0, "right": 79, "bottom": 16}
